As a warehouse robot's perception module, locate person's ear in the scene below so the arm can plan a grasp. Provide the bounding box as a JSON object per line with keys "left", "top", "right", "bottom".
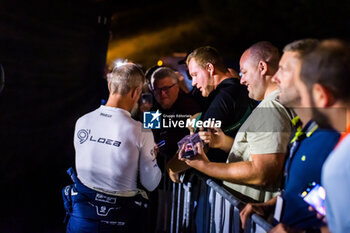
{"left": 258, "top": 60, "right": 268, "bottom": 75}
{"left": 131, "top": 87, "right": 141, "bottom": 100}
{"left": 312, "top": 83, "right": 335, "bottom": 107}
{"left": 206, "top": 63, "right": 214, "bottom": 76}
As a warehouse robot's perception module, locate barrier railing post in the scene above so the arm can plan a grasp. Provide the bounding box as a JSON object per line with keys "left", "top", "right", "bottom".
{"left": 182, "top": 181, "right": 191, "bottom": 231}
{"left": 202, "top": 183, "right": 209, "bottom": 233}
{"left": 182, "top": 182, "right": 187, "bottom": 229}
{"left": 184, "top": 179, "right": 192, "bottom": 230}
{"left": 233, "top": 206, "right": 240, "bottom": 233}
{"left": 216, "top": 194, "right": 224, "bottom": 233}
{"left": 176, "top": 183, "right": 182, "bottom": 233}
{"left": 170, "top": 182, "right": 176, "bottom": 233}
{"left": 229, "top": 205, "right": 234, "bottom": 233}
{"left": 209, "top": 189, "right": 216, "bottom": 233}
{"left": 243, "top": 217, "right": 252, "bottom": 233}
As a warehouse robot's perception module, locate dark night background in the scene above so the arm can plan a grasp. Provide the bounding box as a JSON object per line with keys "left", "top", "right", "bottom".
{"left": 0, "top": 0, "right": 349, "bottom": 232}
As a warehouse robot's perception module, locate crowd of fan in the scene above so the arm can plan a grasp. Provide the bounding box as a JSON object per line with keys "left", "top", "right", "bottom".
{"left": 66, "top": 38, "right": 350, "bottom": 233}
{"left": 137, "top": 39, "right": 349, "bottom": 233}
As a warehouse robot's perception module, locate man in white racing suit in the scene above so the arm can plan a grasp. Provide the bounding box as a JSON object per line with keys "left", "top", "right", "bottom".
{"left": 64, "top": 63, "right": 161, "bottom": 233}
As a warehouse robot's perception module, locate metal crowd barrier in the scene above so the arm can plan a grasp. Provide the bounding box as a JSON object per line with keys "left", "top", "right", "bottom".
{"left": 170, "top": 170, "right": 273, "bottom": 233}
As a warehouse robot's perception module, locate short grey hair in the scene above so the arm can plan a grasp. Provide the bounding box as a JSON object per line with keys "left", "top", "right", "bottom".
{"left": 283, "top": 39, "right": 319, "bottom": 58}
{"left": 151, "top": 67, "right": 178, "bottom": 89}
{"left": 248, "top": 41, "right": 280, "bottom": 71}
{"left": 107, "top": 63, "right": 145, "bottom": 95}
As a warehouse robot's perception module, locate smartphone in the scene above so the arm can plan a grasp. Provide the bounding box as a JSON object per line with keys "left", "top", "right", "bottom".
{"left": 141, "top": 93, "right": 153, "bottom": 105}
{"left": 300, "top": 182, "right": 326, "bottom": 216}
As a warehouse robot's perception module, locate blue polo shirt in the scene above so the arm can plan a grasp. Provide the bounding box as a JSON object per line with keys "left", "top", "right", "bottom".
{"left": 280, "top": 120, "right": 340, "bottom": 229}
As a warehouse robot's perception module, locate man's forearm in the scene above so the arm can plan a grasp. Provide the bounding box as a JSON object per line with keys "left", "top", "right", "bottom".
{"left": 167, "top": 155, "right": 190, "bottom": 173}
{"left": 191, "top": 160, "right": 266, "bottom": 186}
{"left": 249, "top": 196, "right": 277, "bottom": 217}
{"left": 259, "top": 196, "right": 277, "bottom": 214}
{"left": 191, "top": 152, "right": 284, "bottom": 187}
{"left": 218, "top": 134, "right": 234, "bottom": 153}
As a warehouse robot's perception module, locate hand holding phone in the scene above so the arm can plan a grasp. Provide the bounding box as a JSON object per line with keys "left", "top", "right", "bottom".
{"left": 300, "top": 182, "right": 326, "bottom": 216}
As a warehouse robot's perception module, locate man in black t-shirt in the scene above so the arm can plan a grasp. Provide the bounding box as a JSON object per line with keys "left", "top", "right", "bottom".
{"left": 167, "top": 46, "right": 256, "bottom": 233}
{"left": 168, "top": 46, "right": 256, "bottom": 175}
{"left": 186, "top": 46, "right": 256, "bottom": 161}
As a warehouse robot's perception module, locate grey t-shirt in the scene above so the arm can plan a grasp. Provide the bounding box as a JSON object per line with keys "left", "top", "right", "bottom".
{"left": 224, "top": 90, "right": 293, "bottom": 202}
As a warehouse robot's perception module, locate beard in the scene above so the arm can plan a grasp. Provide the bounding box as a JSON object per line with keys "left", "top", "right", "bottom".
{"left": 283, "top": 96, "right": 301, "bottom": 108}
{"left": 278, "top": 90, "right": 301, "bottom": 109}
{"left": 310, "top": 98, "right": 333, "bottom": 129}
{"left": 311, "top": 108, "right": 333, "bottom": 129}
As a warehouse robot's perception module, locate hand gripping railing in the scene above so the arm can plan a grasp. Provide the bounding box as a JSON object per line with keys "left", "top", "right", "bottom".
{"left": 170, "top": 169, "right": 273, "bottom": 233}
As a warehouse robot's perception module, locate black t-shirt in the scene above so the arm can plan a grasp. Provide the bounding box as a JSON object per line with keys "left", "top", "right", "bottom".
{"left": 190, "top": 86, "right": 208, "bottom": 112}
{"left": 202, "top": 78, "right": 257, "bottom": 162}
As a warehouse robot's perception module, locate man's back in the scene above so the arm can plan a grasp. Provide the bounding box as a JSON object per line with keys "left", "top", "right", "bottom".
{"left": 75, "top": 105, "right": 161, "bottom": 193}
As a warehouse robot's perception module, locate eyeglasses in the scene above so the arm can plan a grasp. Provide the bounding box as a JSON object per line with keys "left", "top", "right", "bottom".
{"left": 153, "top": 83, "right": 177, "bottom": 94}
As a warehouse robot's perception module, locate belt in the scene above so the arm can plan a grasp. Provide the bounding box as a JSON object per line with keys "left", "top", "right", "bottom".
{"left": 87, "top": 185, "right": 148, "bottom": 199}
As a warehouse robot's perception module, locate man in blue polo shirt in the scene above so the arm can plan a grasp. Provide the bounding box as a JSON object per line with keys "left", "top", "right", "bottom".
{"left": 240, "top": 39, "right": 340, "bottom": 232}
